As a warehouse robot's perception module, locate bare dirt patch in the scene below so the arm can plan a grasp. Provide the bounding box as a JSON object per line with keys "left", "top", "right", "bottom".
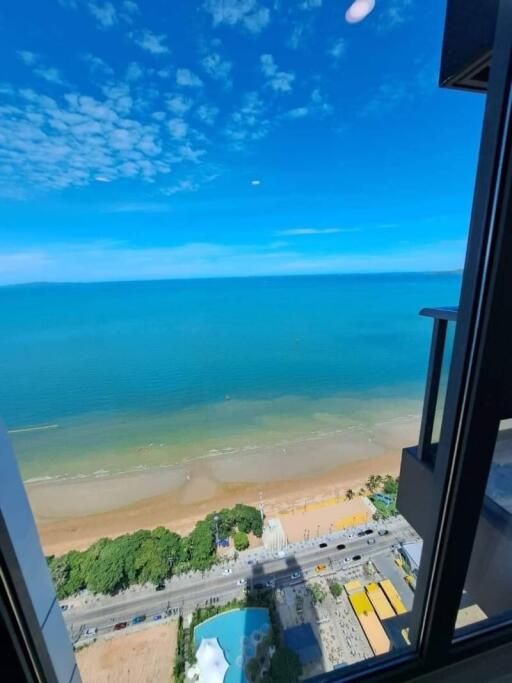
{"left": 76, "top": 622, "right": 177, "bottom": 683}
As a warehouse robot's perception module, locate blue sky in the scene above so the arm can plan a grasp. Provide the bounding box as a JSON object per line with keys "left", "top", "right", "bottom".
{"left": 0, "top": 0, "right": 484, "bottom": 284}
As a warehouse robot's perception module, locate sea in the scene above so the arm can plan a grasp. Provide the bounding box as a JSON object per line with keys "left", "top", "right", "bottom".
{"left": 0, "top": 273, "right": 461, "bottom": 482}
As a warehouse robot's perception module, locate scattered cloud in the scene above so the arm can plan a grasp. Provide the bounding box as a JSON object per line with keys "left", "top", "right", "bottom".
{"left": 329, "top": 38, "right": 346, "bottom": 61}
{"left": 204, "top": 0, "right": 270, "bottom": 33}
{"left": 83, "top": 53, "right": 114, "bottom": 77}
{"left": 162, "top": 179, "right": 199, "bottom": 195}
{"left": 299, "top": 0, "right": 322, "bottom": 9}
{"left": 201, "top": 52, "right": 232, "bottom": 84}
{"left": 361, "top": 79, "right": 409, "bottom": 117}
{"left": 276, "top": 228, "right": 352, "bottom": 236}
{"left": 176, "top": 68, "right": 203, "bottom": 88}
{"left": 260, "top": 54, "right": 295, "bottom": 93}
{"left": 130, "top": 29, "right": 169, "bottom": 54}
{"left": 284, "top": 106, "right": 309, "bottom": 119}
{"left": 86, "top": 1, "right": 117, "bottom": 28}
{"left": 196, "top": 104, "right": 219, "bottom": 125}
{"left": 224, "top": 91, "right": 270, "bottom": 149}
{"left": 17, "top": 51, "right": 39, "bottom": 66}
{"left": 167, "top": 118, "right": 188, "bottom": 139}
{"left": 377, "top": 0, "right": 413, "bottom": 30}
{"left": 166, "top": 94, "right": 193, "bottom": 115}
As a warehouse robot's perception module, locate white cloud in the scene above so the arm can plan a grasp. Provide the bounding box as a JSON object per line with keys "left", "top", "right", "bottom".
{"left": 196, "top": 104, "right": 219, "bottom": 125}
{"left": 361, "top": 79, "right": 408, "bottom": 117}
{"left": 166, "top": 94, "right": 193, "bottom": 115}
{"left": 260, "top": 54, "right": 295, "bottom": 93}
{"left": 377, "top": 0, "right": 413, "bottom": 30}
{"left": 224, "top": 91, "right": 270, "bottom": 148}
{"left": 87, "top": 1, "right": 117, "bottom": 27}
{"left": 103, "top": 201, "right": 171, "bottom": 213}
{"left": 17, "top": 51, "right": 38, "bottom": 66}
{"left": 201, "top": 53, "right": 232, "bottom": 83}
{"left": 131, "top": 29, "right": 169, "bottom": 54}
{"left": 176, "top": 68, "right": 203, "bottom": 88}
{"left": 329, "top": 38, "right": 346, "bottom": 61}
{"left": 34, "top": 67, "right": 67, "bottom": 85}
{"left": 310, "top": 88, "right": 332, "bottom": 114}
{"left": 167, "top": 118, "right": 188, "bottom": 139}
{"left": 276, "top": 228, "right": 349, "bottom": 236}
{"left": 83, "top": 53, "right": 114, "bottom": 77}
{"left": 285, "top": 107, "right": 309, "bottom": 119}
{"left": 299, "top": 0, "right": 322, "bottom": 8}
{"left": 125, "top": 62, "right": 144, "bottom": 81}
{"left": 122, "top": 0, "right": 138, "bottom": 14}
{"left": 162, "top": 179, "right": 199, "bottom": 195}
{"left": 204, "top": 0, "right": 270, "bottom": 33}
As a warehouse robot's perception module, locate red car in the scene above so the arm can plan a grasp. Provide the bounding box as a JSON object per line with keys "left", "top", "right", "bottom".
{"left": 114, "top": 622, "right": 128, "bottom": 630}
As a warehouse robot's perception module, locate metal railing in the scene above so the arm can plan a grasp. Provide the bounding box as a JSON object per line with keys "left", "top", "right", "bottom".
{"left": 417, "top": 306, "right": 459, "bottom": 462}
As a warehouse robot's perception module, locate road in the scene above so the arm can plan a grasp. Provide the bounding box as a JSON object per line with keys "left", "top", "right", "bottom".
{"left": 64, "top": 517, "right": 417, "bottom": 642}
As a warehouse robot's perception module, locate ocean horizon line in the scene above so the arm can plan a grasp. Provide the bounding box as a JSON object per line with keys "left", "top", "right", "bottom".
{"left": 0, "top": 269, "right": 463, "bottom": 289}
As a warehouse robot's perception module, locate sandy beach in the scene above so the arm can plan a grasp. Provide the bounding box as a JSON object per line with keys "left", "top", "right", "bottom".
{"left": 28, "top": 414, "right": 418, "bottom": 556}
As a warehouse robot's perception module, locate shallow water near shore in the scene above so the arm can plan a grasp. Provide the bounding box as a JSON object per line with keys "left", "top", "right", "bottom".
{"left": 0, "top": 273, "right": 460, "bottom": 483}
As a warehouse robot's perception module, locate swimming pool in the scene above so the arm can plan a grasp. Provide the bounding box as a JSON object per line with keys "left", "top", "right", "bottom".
{"left": 194, "top": 608, "right": 271, "bottom": 683}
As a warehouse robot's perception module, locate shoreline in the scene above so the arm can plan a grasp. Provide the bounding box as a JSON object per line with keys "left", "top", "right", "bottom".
{"left": 28, "top": 414, "right": 417, "bottom": 556}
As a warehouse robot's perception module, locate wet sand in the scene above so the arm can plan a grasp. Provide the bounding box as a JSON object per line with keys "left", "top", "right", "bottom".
{"left": 28, "top": 415, "right": 418, "bottom": 556}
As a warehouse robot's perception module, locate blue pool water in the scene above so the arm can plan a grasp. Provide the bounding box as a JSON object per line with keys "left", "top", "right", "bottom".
{"left": 194, "top": 608, "right": 270, "bottom": 683}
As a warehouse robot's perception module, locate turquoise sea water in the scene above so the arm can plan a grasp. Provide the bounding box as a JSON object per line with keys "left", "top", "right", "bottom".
{"left": 0, "top": 273, "right": 461, "bottom": 480}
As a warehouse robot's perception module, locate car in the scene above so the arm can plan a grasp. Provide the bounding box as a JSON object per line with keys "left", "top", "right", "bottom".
{"left": 253, "top": 583, "right": 265, "bottom": 590}
{"left": 222, "top": 568, "right": 233, "bottom": 575}
{"left": 365, "top": 529, "right": 374, "bottom": 535}
{"left": 319, "top": 542, "right": 328, "bottom": 548}
{"left": 315, "top": 564, "right": 326, "bottom": 573}
{"left": 114, "top": 622, "right": 128, "bottom": 631}
{"left": 378, "top": 529, "right": 389, "bottom": 536}
{"left": 153, "top": 614, "right": 162, "bottom": 621}
{"left": 336, "top": 543, "right": 346, "bottom": 550}
{"left": 155, "top": 582, "right": 165, "bottom": 591}
{"left": 352, "top": 555, "right": 361, "bottom": 561}
{"left": 132, "top": 615, "right": 146, "bottom": 625}
{"left": 291, "top": 571, "right": 301, "bottom": 580}
{"left": 237, "top": 578, "right": 247, "bottom": 586}
{"left": 343, "top": 557, "right": 351, "bottom": 564}
{"left": 357, "top": 531, "right": 366, "bottom": 537}
{"left": 264, "top": 580, "right": 275, "bottom": 588}
{"left": 367, "top": 538, "right": 376, "bottom": 545}
{"left": 84, "top": 627, "right": 97, "bottom": 637}
{"left": 60, "top": 604, "right": 69, "bottom": 611}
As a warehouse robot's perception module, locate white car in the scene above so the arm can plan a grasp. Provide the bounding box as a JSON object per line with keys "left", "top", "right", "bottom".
{"left": 343, "top": 557, "right": 352, "bottom": 564}
{"left": 291, "top": 572, "right": 301, "bottom": 580}
{"left": 237, "top": 578, "right": 247, "bottom": 586}
{"left": 222, "top": 568, "right": 233, "bottom": 575}
{"left": 84, "top": 627, "right": 97, "bottom": 638}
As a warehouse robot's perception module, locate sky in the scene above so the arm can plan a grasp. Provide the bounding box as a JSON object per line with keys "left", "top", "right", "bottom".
{"left": 0, "top": 0, "right": 485, "bottom": 284}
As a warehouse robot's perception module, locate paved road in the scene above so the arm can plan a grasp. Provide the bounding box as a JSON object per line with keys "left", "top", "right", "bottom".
{"left": 64, "top": 517, "right": 416, "bottom": 642}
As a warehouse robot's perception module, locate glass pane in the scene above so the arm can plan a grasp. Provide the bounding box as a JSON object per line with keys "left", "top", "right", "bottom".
{"left": 0, "top": 0, "right": 483, "bottom": 680}
{"left": 454, "top": 419, "right": 512, "bottom": 636}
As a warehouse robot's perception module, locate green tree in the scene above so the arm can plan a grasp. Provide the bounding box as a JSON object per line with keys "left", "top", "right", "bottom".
{"left": 232, "top": 504, "right": 263, "bottom": 537}
{"left": 345, "top": 488, "right": 355, "bottom": 501}
{"left": 329, "top": 581, "right": 342, "bottom": 598}
{"left": 187, "top": 520, "right": 216, "bottom": 571}
{"left": 309, "top": 583, "right": 326, "bottom": 604}
{"left": 383, "top": 474, "right": 399, "bottom": 495}
{"left": 85, "top": 540, "right": 126, "bottom": 594}
{"left": 233, "top": 530, "right": 250, "bottom": 551}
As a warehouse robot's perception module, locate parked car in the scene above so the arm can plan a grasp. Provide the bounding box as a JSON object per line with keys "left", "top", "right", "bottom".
{"left": 264, "top": 580, "right": 275, "bottom": 588}
{"left": 378, "top": 530, "right": 389, "bottom": 536}
{"left": 343, "top": 557, "right": 351, "bottom": 564}
{"left": 114, "top": 622, "right": 128, "bottom": 631}
{"left": 153, "top": 614, "right": 162, "bottom": 621}
{"left": 132, "top": 615, "right": 146, "bottom": 625}
{"left": 364, "top": 529, "right": 374, "bottom": 535}
{"left": 84, "top": 627, "right": 97, "bottom": 637}
{"left": 315, "top": 564, "right": 326, "bottom": 573}
{"left": 253, "top": 583, "right": 265, "bottom": 590}
{"left": 291, "top": 571, "right": 301, "bottom": 580}
{"left": 60, "top": 604, "right": 69, "bottom": 611}
{"left": 155, "top": 582, "right": 165, "bottom": 591}
{"left": 222, "top": 568, "right": 233, "bottom": 575}
{"left": 319, "top": 542, "right": 328, "bottom": 548}
{"left": 237, "top": 578, "right": 247, "bottom": 586}
{"left": 336, "top": 543, "right": 346, "bottom": 550}
{"left": 357, "top": 531, "right": 366, "bottom": 537}
{"left": 352, "top": 555, "right": 362, "bottom": 561}
{"left": 367, "top": 538, "right": 376, "bottom": 545}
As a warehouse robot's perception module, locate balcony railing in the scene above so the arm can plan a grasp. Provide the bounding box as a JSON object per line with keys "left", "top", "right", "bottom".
{"left": 416, "top": 306, "right": 459, "bottom": 463}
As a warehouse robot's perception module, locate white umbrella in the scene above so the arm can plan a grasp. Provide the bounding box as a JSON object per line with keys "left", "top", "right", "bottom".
{"left": 196, "top": 637, "right": 229, "bottom": 683}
